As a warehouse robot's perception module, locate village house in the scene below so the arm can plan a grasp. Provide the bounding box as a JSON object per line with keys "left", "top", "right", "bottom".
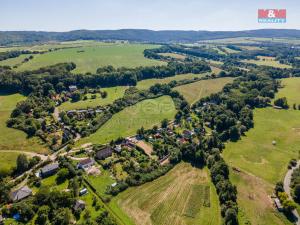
{"left": 69, "top": 85, "right": 78, "bottom": 92}
{"left": 183, "top": 129, "right": 195, "bottom": 139}
{"left": 96, "top": 146, "right": 113, "bottom": 160}
{"left": 11, "top": 186, "right": 32, "bottom": 202}
{"left": 77, "top": 158, "right": 95, "bottom": 170}
{"left": 114, "top": 145, "right": 122, "bottom": 153}
{"left": 40, "top": 163, "right": 59, "bottom": 178}
{"left": 74, "top": 200, "right": 86, "bottom": 211}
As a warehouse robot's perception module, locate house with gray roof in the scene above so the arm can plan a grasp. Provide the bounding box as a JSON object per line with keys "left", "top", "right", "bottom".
{"left": 40, "top": 163, "right": 59, "bottom": 178}
{"left": 11, "top": 186, "right": 32, "bottom": 202}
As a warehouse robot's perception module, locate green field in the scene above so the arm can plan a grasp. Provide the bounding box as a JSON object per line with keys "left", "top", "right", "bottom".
{"left": 14, "top": 43, "right": 165, "bottom": 73}
{"left": 136, "top": 73, "right": 209, "bottom": 90}
{"left": 276, "top": 78, "right": 300, "bottom": 107}
{"left": 59, "top": 86, "right": 128, "bottom": 111}
{"left": 173, "top": 77, "right": 234, "bottom": 104}
{"left": 242, "top": 56, "right": 292, "bottom": 69}
{"left": 0, "top": 152, "right": 18, "bottom": 174}
{"left": 109, "top": 162, "right": 221, "bottom": 225}
{"left": 78, "top": 96, "right": 177, "bottom": 145}
{"left": 0, "top": 93, "right": 48, "bottom": 154}
{"left": 0, "top": 54, "right": 32, "bottom": 67}
{"left": 223, "top": 78, "right": 300, "bottom": 225}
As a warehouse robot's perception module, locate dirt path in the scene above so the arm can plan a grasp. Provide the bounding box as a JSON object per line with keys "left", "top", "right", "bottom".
{"left": 136, "top": 141, "right": 154, "bottom": 158}
{"left": 283, "top": 161, "right": 300, "bottom": 225}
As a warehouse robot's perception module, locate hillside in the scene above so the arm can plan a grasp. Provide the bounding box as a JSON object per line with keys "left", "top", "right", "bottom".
{"left": 1, "top": 29, "right": 300, "bottom": 45}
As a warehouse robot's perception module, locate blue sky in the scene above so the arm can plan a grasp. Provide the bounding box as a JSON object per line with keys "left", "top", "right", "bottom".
{"left": 0, "top": 0, "right": 299, "bottom": 31}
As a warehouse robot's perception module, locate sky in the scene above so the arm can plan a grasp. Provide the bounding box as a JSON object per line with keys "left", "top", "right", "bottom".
{"left": 0, "top": 0, "right": 299, "bottom": 31}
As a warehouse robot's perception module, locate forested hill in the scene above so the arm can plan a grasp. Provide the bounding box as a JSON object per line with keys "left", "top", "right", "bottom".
{"left": 1, "top": 29, "right": 300, "bottom": 45}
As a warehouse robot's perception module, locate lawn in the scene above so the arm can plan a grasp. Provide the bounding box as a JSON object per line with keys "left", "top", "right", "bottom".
{"left": 173, "top": 77, "right": 234, "bottom": 104}
{"left": 78, "top": 96, "right": 177, "bottom": 145}
{"left": 15, "top": 43, "right": 165, "bottom": 73}
{"left": 222, "top": 79, "right": 300, "bottom": 224}
{"left": 0, "top": 152, "right": 18, "bottom": 174}
{"left": 136, "top": 73, "right": 209, "bottom": 90}
{"left": 109, "top": 162, "right": 221, "bottom": 225}
{"left": 242, "top": 56, "right": 292, "bottom": 69}
{"left": 59, "top": 86, "right": 128, "bottom": 111}
{"left": 276, "top": 77, "right": 300, "bottom": 107}
{"left": 0, "top": 93, "right": 48, "bottom": 154}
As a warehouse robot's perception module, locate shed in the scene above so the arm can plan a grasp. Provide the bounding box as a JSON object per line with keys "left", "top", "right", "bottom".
{"left": 69, "top": 85, "right": 78, "bottom": 92}
{"left": 79, "top": 188, "right": 88, "bottom": 196}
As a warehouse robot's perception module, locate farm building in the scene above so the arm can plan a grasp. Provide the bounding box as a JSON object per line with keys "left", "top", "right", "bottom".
{"left": 74, "top": 200, "right": 86, "bottom": 211}
{"left": 96, "top": 146, "right": 113, "bottom": 160}
{"left": 77, "top": 158, "right": 95, "bottom": 170}
{"left": 40, "top": 163, "right": 59, "bottom": 178}
{"left": 11, "top": 186, "right": 32, "bottom": 202}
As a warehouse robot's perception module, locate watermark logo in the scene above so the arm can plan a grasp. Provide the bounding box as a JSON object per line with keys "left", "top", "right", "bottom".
{"left": 258, "top": 9, "right": 286, "bottom": 23}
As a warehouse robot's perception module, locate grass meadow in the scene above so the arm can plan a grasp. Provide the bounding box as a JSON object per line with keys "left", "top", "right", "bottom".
{"left": 242, "top": 56, "right": 292, "bottom": 69}
{"left": 0, "top": 93, "right": 48, "bottom": 154}
{"left": 223, "top": 78, "right": 300, "bottom": 225}
{"left": 173, "top": 77, "right": 234, "bottom": 104}
{"left": 14, "top": 43, "right": 165, "bottom": 73}
{"left": 77, "top": 96, "right": 177, "bottom": 145}
{"left": 276, "top": 78, "right": 300, "bottom": 107}
{"left": 136, "top": 73, "right": 209, "bottom": 90}
{"left": 109, "top": 163, "right": 221, "bottom": 225}
{"left": 59, "top": 86, "right": 128, "bottom": 111}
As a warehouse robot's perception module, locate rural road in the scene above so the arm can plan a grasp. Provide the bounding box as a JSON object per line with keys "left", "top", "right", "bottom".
{"left": 283, "top": 161, "right": 300, "bottom": 225}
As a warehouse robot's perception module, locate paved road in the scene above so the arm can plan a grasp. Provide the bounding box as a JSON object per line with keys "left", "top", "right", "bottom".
{"left": 283, "top": 161, "right": 300, "bottom": 225}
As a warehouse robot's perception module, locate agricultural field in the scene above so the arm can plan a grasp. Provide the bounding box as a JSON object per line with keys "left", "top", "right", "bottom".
{"left": 0, "top": 152, "right": 18, "bottom": 175}
{"left": 223, "top": 79, "right": 300, "bottom": 224}
{"left": 173, "top": 77, "right": 234, "bottom": 104}
{"left": 242, "top": 56, "right": 292, "bottom": 69}
{"left": 59, "top": 86, "right": 128, "bottom": 111}
{"left": 136, "top": 73, "right": 209, "bottom": 90}
{"left": 78, "top": 96, "right": 177, "bottom": 145}
{"left": 109, "top": 162, "right": 221, "bottom": 225}
{"left": 0, "top": 93, "right": 48, "bottom": 154}
{"left": 13, "top": 43, "right": 165, "bottom": 73}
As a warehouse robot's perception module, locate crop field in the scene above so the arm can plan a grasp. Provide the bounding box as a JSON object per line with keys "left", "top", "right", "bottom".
{"left": 136, "top": 73, "right": 209, "bottom": 90}
{"left": 223, "top": 79, "right": 300, "bottom": 224}
{"left": 0, "top": 93, "right": 48, "bottom": 154}
{"left": 109, "top": 163, "right": 221, "bottom": 225}
{"left": 59, "top": 86, "right": 128, "bottom": 111}
{"left": 78, "top": 96, "right": 177, "bottom": 145}
{"left": 173, "top": 77, "right": 234, "bottom": 104}
{"left": 242, "top": 56, "right": 292, "bottom": 69}
{"left": 13, "top": 43, "right": 165, "bottom": 73}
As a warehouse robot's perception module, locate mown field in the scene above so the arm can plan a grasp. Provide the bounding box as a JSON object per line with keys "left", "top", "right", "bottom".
{"left": 0, "top": 54, "right": 32, "bottom": 67}
{"left": 78, "top": 96, "right": 177, "bottom": 145}
{"left": 223, "top": 77, "right": 300, "bottom": 225}
{"left": 13, "top": 43, "right": 165, "bottom": 73}
{"left": 276, "top": 78, "right": 300, "bottom": 107}
{"left": 242, "top": 56, "right": 292, "bottom": 69}
{"left": 59, "top": 86, "right": 128, "bottom": 111}
{"left": 0, "top": 93, "right": 48, "bottom": 154}
{"left": 136, "top": 73, "right": 209, "bottom": 90}
{"left": 173, "top": 77, "right": 234, "bottom": 104}
{"left": 109, "top": 162, "right": 221, "bottom": 225}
